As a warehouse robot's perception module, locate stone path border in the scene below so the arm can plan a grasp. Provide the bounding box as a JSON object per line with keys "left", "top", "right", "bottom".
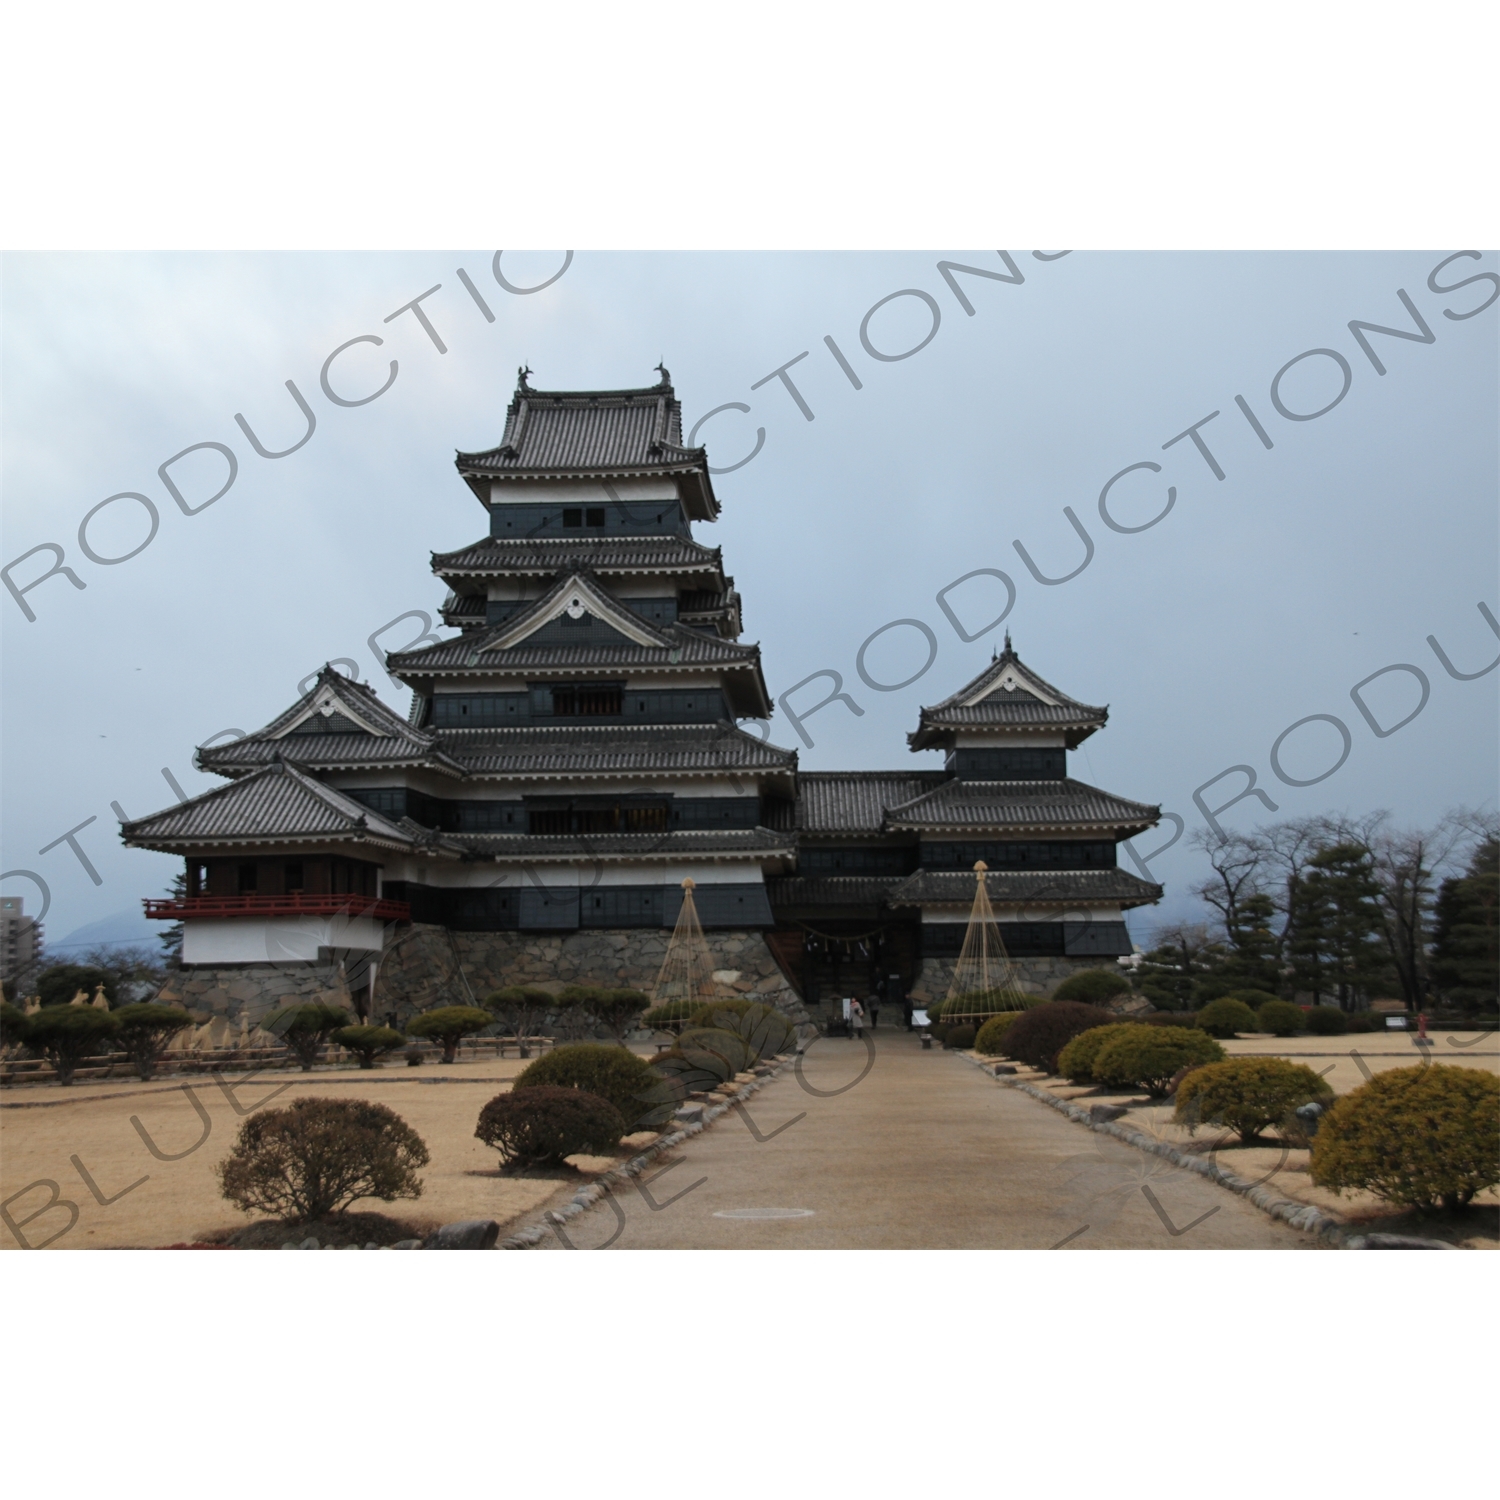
{"left": 499, "top": 1054, "right": 797, "bottom": 1250}
{"left": 958, "top": 1052, "right": 1354, "bottom": 1246}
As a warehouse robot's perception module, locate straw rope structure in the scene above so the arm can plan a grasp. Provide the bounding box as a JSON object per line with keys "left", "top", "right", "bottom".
{"left": 650, "top": 879, "right": 721, "bottom": 1011}
{"left": 942, "top": 862, "right": 1030, "bottom": 1021}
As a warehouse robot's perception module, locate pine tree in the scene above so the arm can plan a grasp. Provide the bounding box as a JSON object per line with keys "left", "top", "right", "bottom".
{"left": 1431, "top": 836, "right": 1499, "bottom": 1011}
{"left": 158, "top": 872, "right": 186, "bottom": 968}
{"left": 1287, "top": 843, "right": 1392, "bottom": 1010}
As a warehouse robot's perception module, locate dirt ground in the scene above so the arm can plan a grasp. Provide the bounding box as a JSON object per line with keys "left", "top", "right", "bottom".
{"left": 0, "top": 1055, "right": 645, "bottom": 1250}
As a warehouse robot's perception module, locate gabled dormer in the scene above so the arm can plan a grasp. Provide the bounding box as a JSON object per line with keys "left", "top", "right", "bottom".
{"left": 907, "top": 636, "right": 1109, "bottom": 776}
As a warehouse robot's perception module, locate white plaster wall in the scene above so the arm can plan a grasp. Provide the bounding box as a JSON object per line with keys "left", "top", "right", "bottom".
{"left": 182, "top": 914, "right": 386, "bottom": 964}
{"left": 488, "top": 480, "right": 679, "bottom": 505}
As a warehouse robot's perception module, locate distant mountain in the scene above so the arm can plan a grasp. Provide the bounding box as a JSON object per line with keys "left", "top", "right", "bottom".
{"left": 50, "top": 907, "right": 162, "bottom": 958}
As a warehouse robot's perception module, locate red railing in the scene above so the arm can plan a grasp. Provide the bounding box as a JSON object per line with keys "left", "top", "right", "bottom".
{"left": 142, "top": 894, "right": 410, "bottom": 922}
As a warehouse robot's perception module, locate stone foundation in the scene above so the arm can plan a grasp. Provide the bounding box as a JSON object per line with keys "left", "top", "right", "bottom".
{"left": 164, "top": 924, "right": 810, "bottom": 1032}
{"left": 911, "top": 954, "right": 1123, "bottom": 1003}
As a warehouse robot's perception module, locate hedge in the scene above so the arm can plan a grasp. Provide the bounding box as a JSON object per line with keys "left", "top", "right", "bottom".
{"left": 476, "top": 1087, "right": 625, "bottom": 1170}
{"left": 1050, "top": 969, "right": 1132, "bottom": 1006}
{"left": 1310, "top": 1064, "right": 1500, "bottom": 1211}
{"left": 998, "top": 1002, "right": 1115, "bottom": 1072}
{"left": 687, "top": 1000, "right": 795, "bottom": 1062}
{"left": 1175, "top": 1057, "right": 1333, "bottom": 1142}
{"left": 973, "top": 1012, "right": 1023, "bottom": 1055}
{"left": 942, "top": 1024, "right": 976, "bottom": 1050}
{"left": 1256, "top": 1000, "right": 1305, "bottom": 1038}
{"left": 513, "top": 1043, "right": 669, "bottom": 1130}
{"left": 1196, "top": 997, "right": 1260, "bottom": 1038}
{"left": 1056, "top": 1023, "right": 1139, "bottom": 1083}
{"left": 1092, "top": 1025, "right": 1225, "bottom": 1096}
{"left": 1304, "top": 1006, "right": 1349, "bottom": 1036}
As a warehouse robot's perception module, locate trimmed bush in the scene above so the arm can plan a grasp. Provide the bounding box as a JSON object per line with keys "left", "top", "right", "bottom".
{"left": 217, "top": 1097, "right": 430, "bottom": 1220}
{"left": 333, "top": 1025, "right": 406, "bottom": 1069}
{"left": 677, "top": 1026, "right": 753, "bottom": 1074}
{"left": 973, "top": 1012, "right": 1023, "bottom": 1055}
{"left": 1056, "top": 1023, "right": 1139, "bottom": 1083}
{"left": 590, "top": 988, "right": 650, "bottom": 1042}
{"left": 1310, "top": 1064, "right": 1500, "bottom": 1211}
{"left": 1196, "top": 997, "right": 1260, "bottom": 1038}
{"left": 1051, "top": 969, "right": 1132, "bottom": 1006}
{"left": 1092, "top": 1025, "right": 1225, "bottom": 1096}
{"left": 1175, "top": 1057, "right": 1333, "bottom": 1142}
{"left": 114, "top": 1003, "right": 194, "bottom": 1080}
{"left": 475, "top": 1086, "right": 625, "bottom": 1170}
{"left": 266, "top": 1002, "right": 354, "bottom": 1071}
{"left": 513, "top": 1042, "right": 668, "bottom": 1129}
{"left": 1256, "top": 1000, "right": 1304, "bottom": 1038}
{"left": 1304, "top": 1006, "right": 1349, "bottom": 1035}
{"left": 1140, "top": 1010, "right": 1199, "bottom": 1028}
{"left": 21, "top": 1005, "right": 119, "bottom": 1085}
{"left": 998, "top": 1002, "right": 1115, "bottom": 1072}
{"left": 942, "top": 1024, "right": 976, "bottom": 1050}
{"left": 484, "top": 987, "right": 555, "bottom": 1057}
{"left": 1344, "top": 1013, "right": 1375, "bottom": 1033}
{"left": 688, "top": 1000, "right": 795, "bottom": 1062}
{"left": 1, "top": 1001, "right": 32, "bottom": 1049}
{"left": 1231, "top": 990, "right": 1284, "bottom": 1012}
{"left": 640, "top": 998, "right": 701, "bottom": 1034}
{"left": 404, "top": 1005, "right": 492, "bottom": 1064}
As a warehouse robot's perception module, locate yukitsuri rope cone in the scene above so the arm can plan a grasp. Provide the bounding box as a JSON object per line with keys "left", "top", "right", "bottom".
{"left": 942, "top": 862, "right": 1031, "bottom": 1024}
{"left": 651, "top": 879, "right": 721, "bottom": 1011}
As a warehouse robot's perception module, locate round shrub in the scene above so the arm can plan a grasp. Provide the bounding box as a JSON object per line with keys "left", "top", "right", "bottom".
{"left": 642, "top": 998, "right": 702, "bottom": 1029}
{"left": 114, "top": 1002, "right": 194, "bottom": 1080}
{"left": 1050, "top": 968, "right": 1132, "bottom": 1006}
{"left": 1175, "top": 1057, "right": 1334, "bottom": 1142}
{"left": 217, "top": 1097, "right": 429, "bottom": 1220}
{"left": 942, "top": 1024, "right": 976, "bottom": 1050}
{"left": 333, "top": 1024, "right": 406, "bottom": 1069}
{"left": 1232, "top": 990, "right": 1284, "bottom": 1012}
{"left": 1196, "top": 997, "right": 1260, "bottom": 1038}
{"left": 404, "top": 1004, "right": 492, "bottom": 1063}
{"left": 21, "top": 1005, "right": 119, "bottom": 1085}
{"left": 1256, "top": 1000, "right": 1304, "bottom": 1038}
{"left": 1304, "top": 1006, "right": 1348, "bottom": 1035}
{"left": 1092, "top": 1025, "right": 1226, "bottom": 1096}
{"left": 1310, "top": 1064, "right": 1499, "bottom": 1211}
{"left": 1056, "top": 1023, "right": 1139, "bottom": 1083}
{"left": 1344, "top": 1013, "right": 1375, "bottom": 1033}
{"left": 688, "top": 1000, "right": 795, "bottom": 1061}
{"left": 973, "top": 1012, "right": 1023, "bottom": 1055}
{"left": 513, "top": 1042, "right": 668, "bottom": 1129}
{"left": 1140, "top": 1010, "right": 1199, "bottom": 1028}
{"left": 677, "top": 1026, "right": 753, "bottom": 1075}
{"left": 649, "top": 1046, "right": 728, "bottom": 1101}
{"left": 999, "top": 1002, "right": 1116, "bottom": 1072}
{"left": 475, "top": 1086, "right": 625, "bottom": 1171}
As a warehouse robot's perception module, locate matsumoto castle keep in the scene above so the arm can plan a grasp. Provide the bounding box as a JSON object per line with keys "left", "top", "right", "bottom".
{"left": 123, "top": 370, "right": 1164, "bottom": 1028}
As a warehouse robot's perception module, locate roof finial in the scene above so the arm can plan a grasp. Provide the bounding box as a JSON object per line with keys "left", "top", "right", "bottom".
{"left": 655, "top": 362, "right": 671, "bottom": 387}
{"left": 1004, "top": 630, "right": 1012, "bottom": 652}
{"left": 517, "top": 364, "right": 533, "bottom": 392}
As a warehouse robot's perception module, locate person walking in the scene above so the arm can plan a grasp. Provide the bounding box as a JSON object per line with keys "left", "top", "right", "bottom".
{"left": 849, "top": 997, "right": 866, "bottom": 1040}
{"left": 866, "top": 989, "right": 880, "bottom": 1029}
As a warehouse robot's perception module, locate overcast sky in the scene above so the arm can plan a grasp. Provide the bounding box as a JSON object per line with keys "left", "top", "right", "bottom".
{"left": 2, "top": 250, "right": 1496, "bottom": 952}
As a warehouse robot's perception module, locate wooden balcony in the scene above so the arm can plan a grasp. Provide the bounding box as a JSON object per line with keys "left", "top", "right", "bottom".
{"left": 143, "top": 894, "right": 411, "bottom": 922}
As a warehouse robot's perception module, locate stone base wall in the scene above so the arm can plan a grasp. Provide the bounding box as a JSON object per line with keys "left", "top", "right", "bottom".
{"left": 158, "top": 965, "right": 353, "bottom": 1029}
{"left": 165, "top": 924, "right": 810, "bottom": 1032}
{"left": 911, "top": 954, "right": 1123, "bottom": 1004}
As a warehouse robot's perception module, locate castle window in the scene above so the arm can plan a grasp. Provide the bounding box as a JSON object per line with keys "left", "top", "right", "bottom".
{"left": 586, "top": 507, "right": 605, "bottom": 527}
{"left": 563, "top": 508, "right": 583, "bottom": 527}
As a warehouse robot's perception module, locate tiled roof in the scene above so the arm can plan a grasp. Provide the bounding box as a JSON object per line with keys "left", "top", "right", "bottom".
{"left": 910, "top": 641, "right": 1108, "bottom": 749}
{"left": 437, "top": 724, "right": 798, "bottom": 776}
{"left": 432, "top": 535, "right": 725, "bottom": 578}
{"left": 457, "top": 828, "right": 794, "bottom": 860}
{"left": 120, "top": 760, "right": 416, "bottom": 850}
{"left": 885, "top": 778, "right": 1159, "bottom": 834}
{"left": 480, "top": 570, "right": 665, "bottom": 652}
{"left": 196, "top": 667, "right": 463, "bottom": 777}
{"left": 766, "top": 875, "right": 909, "bottom": 908}
{"left": 795, "top": 772, "right": 949, "bottom": 833}
{"left": 888, "top": 867, "right": 1163, "bottom": 909}
{"left": 455, "top": 373, "right": 719, "bottom": 519}
{"left": 388, "top": 621, "right": 765, "bottom": 675}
